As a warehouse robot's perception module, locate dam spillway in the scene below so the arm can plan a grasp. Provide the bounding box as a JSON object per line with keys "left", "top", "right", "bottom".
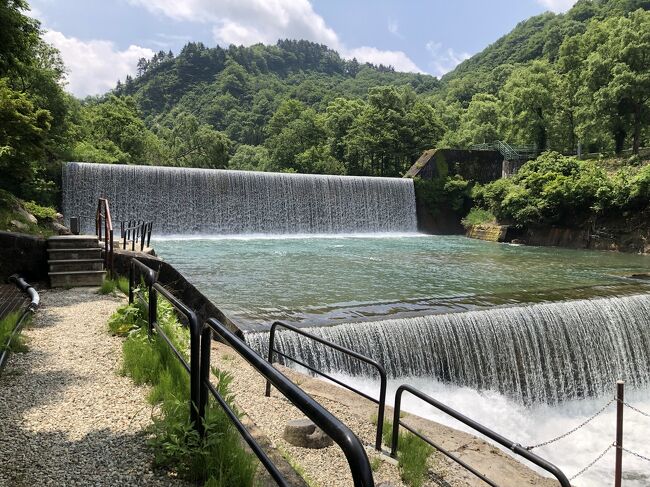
{"left": 246, "top": 293, "right": 650, "bottom": 405}
{"left": 62, "top": 162, "right": 418, "bottom": 235}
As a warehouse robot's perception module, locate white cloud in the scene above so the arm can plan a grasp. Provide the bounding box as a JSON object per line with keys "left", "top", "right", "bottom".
{"left": 536, "top": 0, "right": 578, "bottom": 13}
{"left": 128, "top": 0, "right": 339, "bottom": 48}
{"left": 425, "top": 41, "right": 471, "bottom": 77}
{"left": 43, "top": 30, "right": 154, "bottom": 97}
{"left": 129, "top": 0, "right": 423, "bottom": 73}
{"left": 344, "top": 47, "right": 423, "bottom": 73}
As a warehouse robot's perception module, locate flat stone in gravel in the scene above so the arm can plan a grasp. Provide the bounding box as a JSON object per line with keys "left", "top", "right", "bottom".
{"left": 0, "top": 288, "right": 188, "bottom": 487}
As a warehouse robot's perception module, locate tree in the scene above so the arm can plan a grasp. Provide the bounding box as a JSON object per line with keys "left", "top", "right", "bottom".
{"left": 0, "top": 78, "right": 51, "bottom": 193}
{"left": 581, "top": 10, "right": 650, "bottom": 154}
{"left": 454, "top": 93, "right": 502, "bottom": 147}
{"left": 500, "top": 61, "right": 559, "bottom": 150}
{"left": 165, "top": 112, "right": 231, "bottom": 168}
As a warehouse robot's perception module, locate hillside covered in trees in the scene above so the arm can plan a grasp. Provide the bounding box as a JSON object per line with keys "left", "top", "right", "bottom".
{"left": 1, "top": 0, "right": 649, "bottom": 223}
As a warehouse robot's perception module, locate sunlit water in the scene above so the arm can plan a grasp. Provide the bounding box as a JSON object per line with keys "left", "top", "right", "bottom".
{"left": 153, "top": 234, "right": 650, "bottom": 328}
{"left": 153, "top": 234, "right": 650, "bottom": 485}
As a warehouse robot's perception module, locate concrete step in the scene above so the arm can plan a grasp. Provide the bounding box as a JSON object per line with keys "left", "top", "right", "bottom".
{"left": 48, "top": 235, "right": 100, "bottom": 249}
{"left": 47, "top": 248, "right": 102, "bottom": 260}
{"left": 49, "top": 259, "right": 104, "bottom": 273}
{"left": 49, "top": 270, "right": 106, "bottom": 287}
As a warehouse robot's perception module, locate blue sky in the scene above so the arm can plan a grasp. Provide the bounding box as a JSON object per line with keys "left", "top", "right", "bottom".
{"left": 28, "top": 0, "right": 578, "bottom": 97}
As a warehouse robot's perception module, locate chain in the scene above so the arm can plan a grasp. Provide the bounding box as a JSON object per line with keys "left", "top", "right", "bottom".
{"left": 620, "top": 400, "right": 650, "bottom": 419}
{"left": 526, "top": 397, "right": 615, "bottom": 450}
{"left": 570, "top": 443, "right": 614, "bottom": 480}
{"left": 616, "top": 444, "right": 650, "bottom": 463}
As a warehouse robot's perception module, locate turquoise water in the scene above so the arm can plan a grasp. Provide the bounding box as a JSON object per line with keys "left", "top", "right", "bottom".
{"left": 153, "top": 234, "right": 650, "bottom": 328}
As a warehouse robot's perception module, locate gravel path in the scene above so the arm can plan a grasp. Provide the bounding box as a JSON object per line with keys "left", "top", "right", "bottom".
{"left": 0, "top": 288, "right": 188, "bottom": 487}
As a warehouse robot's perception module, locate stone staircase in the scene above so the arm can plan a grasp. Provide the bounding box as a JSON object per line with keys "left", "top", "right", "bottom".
{"left": 47, "top": 236, "right": 106, "bottom": 287}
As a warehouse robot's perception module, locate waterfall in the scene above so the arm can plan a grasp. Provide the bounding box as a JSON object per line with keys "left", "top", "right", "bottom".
{"left": 62, "top": 162, "right": 418, "bottom": 235}
{"left": 246, "top": 293, "right": 650, "bottom": 405}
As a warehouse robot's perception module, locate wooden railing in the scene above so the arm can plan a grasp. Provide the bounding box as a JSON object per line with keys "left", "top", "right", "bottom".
{"left": 95, "top": 198, "right": 114, "bottom": 277}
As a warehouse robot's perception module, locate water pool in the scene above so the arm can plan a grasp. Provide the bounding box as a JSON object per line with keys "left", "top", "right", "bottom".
{"left": 153, "top": 234, "right": 650, "bottom": 328}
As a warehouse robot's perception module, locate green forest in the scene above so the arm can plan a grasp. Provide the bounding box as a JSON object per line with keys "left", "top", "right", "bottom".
{"left": 1, "top": 0, "right": 649, "bottom": 229}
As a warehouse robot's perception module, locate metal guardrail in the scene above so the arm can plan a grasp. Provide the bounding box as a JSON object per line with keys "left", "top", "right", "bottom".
{"left": 128, "top": 259, "right": 375, "bottom": 487}
{"left": 121, "top": 220, "right": 153, "bottom": 252}
{"left": 207, "top": 317, "right": 374, "bottom": 487}
{"left": 0, "top": 275, "right": 39, "bottom": 373}
{"left": 390, "top": 384, "right": 571, "bottom": 487}
{"left": 266, "top": 320, "right": 387, "bottom": 451}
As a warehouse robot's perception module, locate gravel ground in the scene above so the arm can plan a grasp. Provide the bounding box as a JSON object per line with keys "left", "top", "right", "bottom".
{"left": 0, "top": 287, "right": 188, "bottom": 487}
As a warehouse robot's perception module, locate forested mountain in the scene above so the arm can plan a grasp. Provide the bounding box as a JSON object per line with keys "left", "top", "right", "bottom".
{"left": 1, "top": 0, "right": 649, "bottom": 215}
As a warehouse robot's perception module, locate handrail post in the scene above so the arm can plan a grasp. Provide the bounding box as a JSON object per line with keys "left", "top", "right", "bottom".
{"left": 109, "top": 228, "right": 114, "bottom": 277}
{"left": 265, "top": 323, "right": 277, "bottom": 397}
{"left": 128, "top": 261, "right": 134, "bottom": 304}
{"left": 198, "top": 326, "right": 212, "bottom": 437}
{"left": 615, "top": 380, "right": 624, "bottom": 487}
{"left": 148, "top": 281, "right": 157, "bottom": 340}
{"left": 376, "top": 372, "right": 387, "bottom": 451}
{"left": 390, "top": 387, "right": 403, "bottom": 457}
{"left": 188, "top": 312, "right": 201, "bottom": 433}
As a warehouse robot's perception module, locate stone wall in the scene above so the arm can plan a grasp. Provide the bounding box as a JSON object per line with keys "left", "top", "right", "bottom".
{"left": 405, "top": 148, "right": 504, "bottom": 184}
{"left": 112, "top": 249, "right": 244, "bottom": 336}
{"left": 0, "top": 231, "right": 48, "bottom": 282}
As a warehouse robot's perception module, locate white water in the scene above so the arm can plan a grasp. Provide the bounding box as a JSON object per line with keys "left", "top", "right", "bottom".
{"left": 330, "top": 374, "right": 650, "bottom": 487}
{"left": 62, "top": 162, "right": 418, "bottom": 235}
{"left": 247, "top": 294, "right": 650, "bottom": 405}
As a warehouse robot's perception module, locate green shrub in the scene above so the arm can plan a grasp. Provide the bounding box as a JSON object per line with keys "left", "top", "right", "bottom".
{"left": 22, "top": 201, "right": 58, "bottom": 220}
{"left": 109, "top": 294, "right": 257, "bottom": 486}
{"left": 461, "top": 208, "right": 496, "bottom": 228}
{"left": 99, "top": 277, "right": 131, "bottom": 297}
{"left": 414, "top": 175, "right": 472, "bottom": 216}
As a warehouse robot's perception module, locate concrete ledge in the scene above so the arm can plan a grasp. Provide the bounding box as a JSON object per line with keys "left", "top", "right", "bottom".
{"left": 466, "top": 224, "right": 509, "bottom": 242}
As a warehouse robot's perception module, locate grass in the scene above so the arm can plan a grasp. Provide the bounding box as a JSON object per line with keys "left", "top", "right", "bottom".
{"left": 382, "top": 419, "right": 434, "bottom": 487}
{"left": 461, "top": 208, "right": 496, "bottom": 228}
{"left": 0, "top": 311, "right": 28, "bottom": 353}
{"left": 98, "top": 277, "right": 130, "bottom": 296}
{"left": 109, "top": 295, "right": 258, "bottom": 486}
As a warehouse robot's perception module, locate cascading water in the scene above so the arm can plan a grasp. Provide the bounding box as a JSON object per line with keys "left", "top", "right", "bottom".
{"left": 246, "top": 293, "right": 650, "bottom": 405}
{"left": 62, "top": 162, "right": 418, "bottom": 235}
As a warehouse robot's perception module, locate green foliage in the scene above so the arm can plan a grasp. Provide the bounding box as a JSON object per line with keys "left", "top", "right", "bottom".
{"left": 0, "top": 311, "right": 28, "bottom": 353}
{"left": 462, "top": 208, "right": 496, "bottom": 228}
{"left": 21, "top": 200, "right": 57, "bottom": 220}
{"left": 109, "top": 295, "right": 257, "bottom": 485}
{"left": 381, "top": 419, "right": 433, "bottom": 487}
{"left": 414, "top": 175, "right": 472, "bottom": 216}
{"left": 474, "top": 151, "right": 650, "bottom": 226}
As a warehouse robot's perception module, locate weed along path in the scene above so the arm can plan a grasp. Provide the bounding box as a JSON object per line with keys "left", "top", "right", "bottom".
{"left": 0, "top": 288, "right": 188, "bottom": 487}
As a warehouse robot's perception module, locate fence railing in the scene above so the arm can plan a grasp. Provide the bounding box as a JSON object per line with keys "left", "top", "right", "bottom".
{"left": 121, "top": 220, "right": 153, "bottom": 252}
{"left": 128, "top": 258, "right": 375, "bottom": 487}
{"left": 95, "top": 198, "right": 114, "bottom": 277}
{"left": 0, "top": 275, "right": 39, "bottom": 373}
{"left": 266, "top": 320, "right": 387, "bottom": 451}
{"left": 390, "top": 384, "right": 571, "bottom": 487}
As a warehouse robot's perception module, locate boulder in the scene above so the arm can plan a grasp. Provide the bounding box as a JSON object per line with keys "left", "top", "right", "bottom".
{"left": 16, "top": 206, "right": 37, "bottom": 224}
{"left": 50, "top": 221, "right": 72, "bottom": 235}
{"left": 283, "top": 418, "right": 333, "bottom": 449}
{"left": 10, "top": 220, "right": 29, "bottom": 231}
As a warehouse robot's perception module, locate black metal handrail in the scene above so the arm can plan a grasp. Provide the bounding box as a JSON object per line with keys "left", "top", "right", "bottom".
{"left": 0, "top": 275, "right": 39, "bottom": 372}
{"left": 121, "top": 220, "right": 153, "bottom": 252}
{"left": 129, "top": 258, "right": 203, "bottom": 431}
{"left": 128, "top": 259, "right": 375, "bottom": 486}
{"left": 390, "top": 385, "right": 571, "bottom": 487}
{"left": 266, "top": 320, "right": 387, "bottom": 451}
{"left": 206, "top": 317, "right": 375, "bottom": 487}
